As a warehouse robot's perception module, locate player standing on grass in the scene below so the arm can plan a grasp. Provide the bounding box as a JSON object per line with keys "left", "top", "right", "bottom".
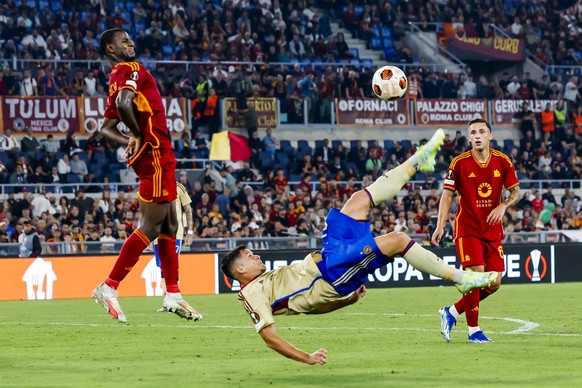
{"left": 221, "top": 129, "right": 498, "bottom": 365}
{"left": 432, "top": 119, "right": 520, "bottom": 343}
{"left": 92, "top": 28, "right": 202, "bottom": 323}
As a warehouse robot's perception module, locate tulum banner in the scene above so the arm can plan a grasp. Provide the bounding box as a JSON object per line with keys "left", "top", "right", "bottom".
{"left": 414, "top": 99, "right": 487, "bottom": 126}
{"left": 0, "top": 96, "right": 81, "bottom": 135}
{"left": 492, "top": 99, "right": 560, "bottom": 126}
{"left": 80, "top": 96, "right": 188, "bottom": 136}
{"left": 225, "top": 97, "right": 277, "bottom": 129}
{"left": 335, "top": 98, "right": 409, "bottom": 126}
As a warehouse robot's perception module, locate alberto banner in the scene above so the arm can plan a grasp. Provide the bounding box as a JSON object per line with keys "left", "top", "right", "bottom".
{"left": 492, "top": 99, "right": 560, "bottom": 126}
{"left": 224, "top": 97, "right": 277, "bottom": 129}
{"left": 335, "top": 98, "right": 409, "bottom": 126}
{"left": 80, "top": 97, "right": 188, "bottom": 136}
{"left": 1, "top": 96, "right": 81, "bottom": 135}
{"left": 0, "top": 253, "right": 217, "bottom": 301}
{"left": 414, "top": 99, "right": 486, "bottom": 126}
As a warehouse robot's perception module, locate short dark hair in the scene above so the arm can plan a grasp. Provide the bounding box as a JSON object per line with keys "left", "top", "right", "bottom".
{"left": 467, "top": 118, "right": 492, "bottom": 132}
{"left": 221, "top": 245, "right": 247, "bottom": 279}
{"left": 99, "top": 28, "right": 126, "bottom": 56}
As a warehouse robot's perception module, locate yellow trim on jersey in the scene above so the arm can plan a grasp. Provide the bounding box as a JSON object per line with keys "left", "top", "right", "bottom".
{"left": 137, "top": 191, "right": 153, "bottom": 202}
{"left": 152, "top": 148, "right": 162, "bottom": 198}
{"left": 471, "top": 149, "right": 492, "bottom": 168}
{"left": 491, "top": 149, "right": 515, "bottom": 167}
{"left": 448, "top": 151, "right": 472, "bottom": 170}
{"left": 455, "top": 193, "right": 462, "bottom": 240}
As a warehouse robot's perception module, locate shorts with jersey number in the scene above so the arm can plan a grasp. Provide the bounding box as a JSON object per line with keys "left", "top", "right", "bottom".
{"left": 132, "top": 146, "right": 177, "bottom": 203}
{"left": 318, "top": 208, "right": 393, "bottom": 296}
{"left": 456, "top": 235, "right": 505, "bottom": 272}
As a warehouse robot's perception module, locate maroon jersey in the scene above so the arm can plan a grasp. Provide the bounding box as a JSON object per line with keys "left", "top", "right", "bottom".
{"left": 104, "top": 61, "right": 172, "bottom": 166}
{"left": 444, "top": 150, "right": 519, "bottom": 242}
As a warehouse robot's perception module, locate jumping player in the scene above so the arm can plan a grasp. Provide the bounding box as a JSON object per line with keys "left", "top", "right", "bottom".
{"left": 221, "top": 129, "right": 498, "bottom": 364}
{"left": 92, "top": 28, "right": 202, "bottom": 323}
{"left": 432, "top": 119, "right": 520, "bottom": 343}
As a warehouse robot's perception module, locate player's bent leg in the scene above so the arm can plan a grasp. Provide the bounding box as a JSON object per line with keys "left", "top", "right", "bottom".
{"left": 363, "top": 162, "right": 416, "bottom": 208}
{"left": 340, "top": 190, "right": 375, "bottom": 220}
{"left": 375, "top": 234, "right": 497, "bottom": 293}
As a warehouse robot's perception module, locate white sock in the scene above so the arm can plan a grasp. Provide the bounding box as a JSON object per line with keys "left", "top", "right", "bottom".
{"left": 468, "top": 326, "right": 481, "bottom": 336}
{"left": 449, "top": 305, "right": 460, "bottom": 319}
{"left": 452, "top": 270, "right": 463, "bottom": 283}
{"left": 408, "top": 153, "right": 419, "bottom": 168}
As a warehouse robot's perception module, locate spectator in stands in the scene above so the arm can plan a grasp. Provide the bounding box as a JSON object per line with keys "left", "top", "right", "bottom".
{"left": 0, "top": 160, "right": 8, "bottom": 184}
{"left": 18, "top": 220, "right": 41, "bottom": 258}
{"left": 20, "top": 127, "right": 40, "bottom": 158}
{"left": 39, "top": 68, "right": 59, "bottom": 96}
{"left": 63, "top": 130, "right": 82, "bottom": 156}
{"left": 19, "top": 69, "right": 38, "bottom": 96}
{"left": 9, "top": 165, "right": 29, "bottom": 190}
{"left": 262, "top": 128, "right": 279, "bottom": 155}
{"left": 563, "top": 76, "right": 580, "bottom": 107}
{"left": 57, "top": 154, "right": 71, "bottom": 181}
{"left": 83, "top": 70, "right": 98, "bottom": 96}
{"left": 335, "top": 32, "right": 354, "bottom": 59}
{"left": 1, "top": 128, "right": 20, "bottom": 157}
{"left": 22, "top": 29, "right": 47, "bottom": 52}
{"left": 506, "top": 75, "right": 520, "bottom": 98}
{"left": 516, "top": 102, "right": 536, "bottom": 139}
{"left": 70, "top": 152, "right": 88, "bottom": 182}
{"left": 540, "top": 103, "right": 556, "bottom": 145}
{"left": 15, "top": 155, "right": 33, "bottom": 176}
{"left": 2, "top": 67, "right": 18, "bottom": 95}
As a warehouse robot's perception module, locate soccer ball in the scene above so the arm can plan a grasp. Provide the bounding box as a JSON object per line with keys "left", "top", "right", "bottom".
{"left": 372, "top": 65, "right": 408, "bottom": 100}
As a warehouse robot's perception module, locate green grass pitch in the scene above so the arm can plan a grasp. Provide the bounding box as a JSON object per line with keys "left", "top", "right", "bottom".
{"left": 1, "top": 283, "right": 581, "bottom": 387}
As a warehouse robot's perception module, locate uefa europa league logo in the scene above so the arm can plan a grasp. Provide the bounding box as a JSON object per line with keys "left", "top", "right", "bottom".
{"left": 530, "top": 249, "right": 542, "bottom": 282}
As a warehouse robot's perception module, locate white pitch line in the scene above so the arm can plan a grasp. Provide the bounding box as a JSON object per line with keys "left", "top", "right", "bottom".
{"left": 344, "top": 312, "right": 541, "bottom": 335}
{"left": 0, "top": 320, "right": 580, "bottom": 337}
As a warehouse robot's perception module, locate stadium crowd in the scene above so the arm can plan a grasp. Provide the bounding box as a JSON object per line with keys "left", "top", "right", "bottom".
{"left": 1, "top": 0, "right": 581, "bottom": 108}
{"left": 1, "top": 0, "right": 582, "bottom": 254}
{"left": 1, "top": 122, "right": 582, "bottom": 255}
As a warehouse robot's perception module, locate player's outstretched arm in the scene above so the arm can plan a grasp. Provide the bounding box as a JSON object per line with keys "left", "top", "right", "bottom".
{"left": 308, "top": 285, "right": 366, "bottom": 314}
{"left": 259, "top": 324, "right": 327, "bottom": 365}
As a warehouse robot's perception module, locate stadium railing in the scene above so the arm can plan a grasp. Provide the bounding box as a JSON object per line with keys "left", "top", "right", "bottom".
{"left": 546, "top": 65, "right": 582, "bottom": 76}
{"left": 0, "top": 231, "right": 573, "bottom": 257}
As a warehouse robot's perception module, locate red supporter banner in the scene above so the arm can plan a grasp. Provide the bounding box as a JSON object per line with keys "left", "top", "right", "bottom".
{"left": 492, "top": 99, "right": 560, "bottom": 126}
{"left": 335, "top": 98, "right": 409, "bottom": 126}
{"left": 414, "top": 99, "right": 487, "bottom": 126}
{"left": 224, "top": 97, "right": 277, "bottom": 129}
{"left": 80, "top": 96, "right": 188, "bottom": 137}
{"left": 1, "top": 96, "right": 81, "bottom": 135}
{"left": 436, "top": 23, "right": 525, "bottom": 61}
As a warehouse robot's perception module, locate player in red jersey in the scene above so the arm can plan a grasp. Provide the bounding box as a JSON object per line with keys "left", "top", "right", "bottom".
{"left": 432, "top": 119, "right": 520, "bottom": 343}
{"left": 91, "top": 28, "right": 202, "bottom": 323}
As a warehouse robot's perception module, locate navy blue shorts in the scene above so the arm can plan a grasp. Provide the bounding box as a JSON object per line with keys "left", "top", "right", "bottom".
{"left": 318, "top": 209, "right": 393, "bottom": 296}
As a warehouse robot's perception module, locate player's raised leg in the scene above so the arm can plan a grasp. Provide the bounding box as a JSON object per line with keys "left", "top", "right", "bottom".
{"left": 342, "top": 129, "right": 445, "bottom": 221}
